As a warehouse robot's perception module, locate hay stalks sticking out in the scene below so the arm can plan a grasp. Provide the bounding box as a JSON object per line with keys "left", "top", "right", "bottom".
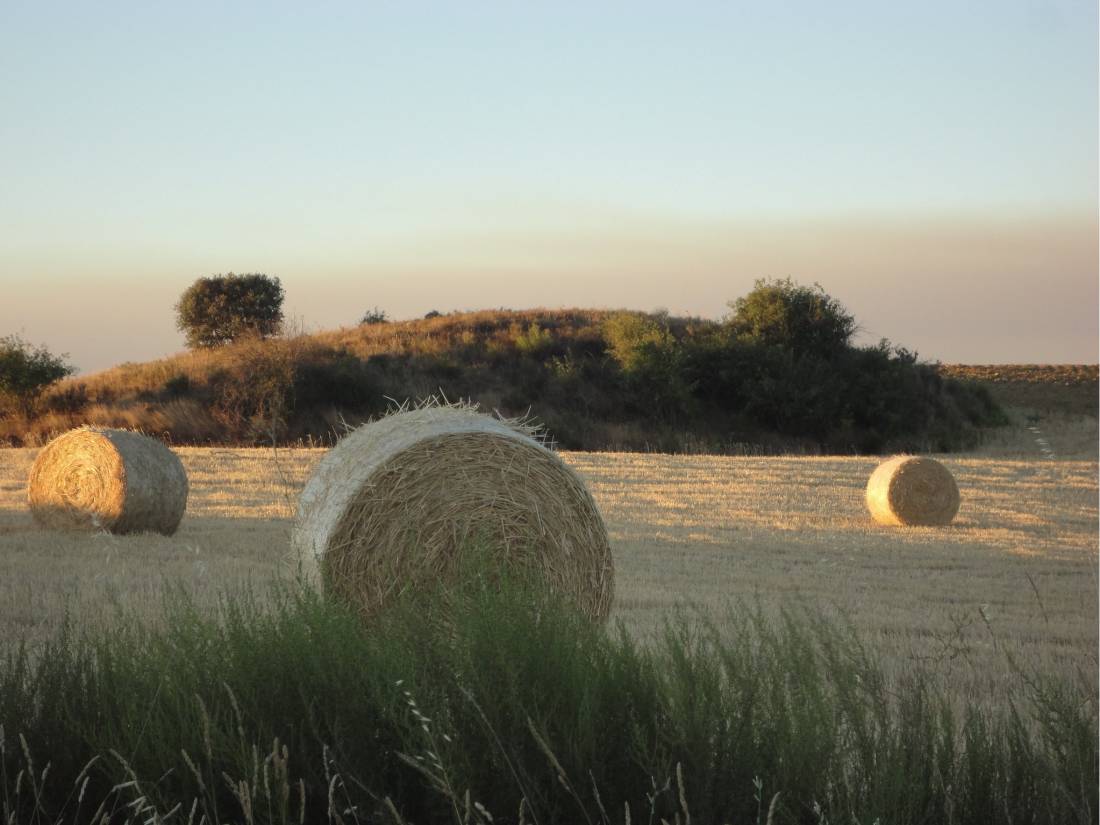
{"left": 27, "top": 426, "right": 189, "bottom": 535}
{"left": 865, "top": 455, "right": 960, "bottom": 527}
{"left": 292, "top": 401, "right": 614, "bottom": 621}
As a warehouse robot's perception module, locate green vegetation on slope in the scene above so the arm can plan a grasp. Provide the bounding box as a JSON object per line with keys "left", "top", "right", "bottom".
{"left": 1, "top": 578, "right": 1094, "bottom": 825}
{"left": 0, "top": 335, "right": 75, "bottom": 418}
{"left": 2, "top": 305, "right": 1005, "bottom": 454}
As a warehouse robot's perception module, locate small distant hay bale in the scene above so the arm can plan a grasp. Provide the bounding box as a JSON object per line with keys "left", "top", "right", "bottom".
{"left": 28, "top": 427, "right": 189, "bottom": 535}
{"left": 865, "top": 455, "right": 960, "bottom": 527}
{"left": 291, "top": 403, "right": 614, "bottom": 621}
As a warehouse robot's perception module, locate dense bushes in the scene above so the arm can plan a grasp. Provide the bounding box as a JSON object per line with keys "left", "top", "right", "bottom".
{"left": 602, "top": 312, "right": 695, "bottom": 422}
{"left": 17, "top": 295, "right": 1006, "bottom": 451}
{"left": 600, "top": 281, "right": 1005, "bottom": 452}
{"left": 668, "top": 334, "right": 1004, "bottom": 453}
{"left": 1, "top": 579, "right": 1094, "bottom": 825}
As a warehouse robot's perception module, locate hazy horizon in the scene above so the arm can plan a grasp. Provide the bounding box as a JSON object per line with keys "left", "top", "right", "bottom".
{"left": 2, "top": 1, "right": 1096, "bottom": 373}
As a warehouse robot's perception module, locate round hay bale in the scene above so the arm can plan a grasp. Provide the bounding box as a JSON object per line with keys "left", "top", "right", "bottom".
{"left": 292, "top": 404, "right": 614, "bottom": 621}
{"left": 865, "top": 455, "right": 960, "bottom": 526}
{"left": 28, "top": 427, "right": 188, "bottom": 535}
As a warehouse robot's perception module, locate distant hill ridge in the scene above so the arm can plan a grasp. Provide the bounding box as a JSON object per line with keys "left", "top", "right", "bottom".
{"left": 938, "top": 364, "right": 1097, "bottom": 418}
{"left": 1, "top": 307, "right": 1062, "bottom": 453}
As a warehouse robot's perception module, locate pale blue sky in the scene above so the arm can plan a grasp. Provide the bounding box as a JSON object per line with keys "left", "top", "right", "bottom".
{"left": 1, "top": 1, "right": 1096, "bottom": 371}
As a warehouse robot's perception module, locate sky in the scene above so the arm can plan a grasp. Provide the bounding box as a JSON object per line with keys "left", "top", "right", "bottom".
{"left": 1, "top": 1, "right": 1096, "bottom": 373}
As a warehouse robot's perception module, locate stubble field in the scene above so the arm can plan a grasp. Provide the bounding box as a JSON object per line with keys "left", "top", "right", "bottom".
{"left": 1, "top": 414, "right": 1096, "bottom": 708}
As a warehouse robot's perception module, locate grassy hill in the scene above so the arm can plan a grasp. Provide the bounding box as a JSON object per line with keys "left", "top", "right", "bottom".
{"left": 0, "top": 308, "right": 1026, "bottom": 454}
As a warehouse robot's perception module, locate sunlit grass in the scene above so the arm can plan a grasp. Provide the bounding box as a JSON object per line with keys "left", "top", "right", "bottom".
{"left": 0, "top": 444, "right": 1095, "bottom": 707}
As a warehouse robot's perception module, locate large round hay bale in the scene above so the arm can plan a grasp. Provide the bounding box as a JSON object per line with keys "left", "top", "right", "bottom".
{"left": 292, "top": 405, "right": 614, "bottom": 621}
{"left": 28, "top": 427, "right": 188, "bottom": 535}
{"left": 865, "top": 455, "right": 960, "bottom": 526}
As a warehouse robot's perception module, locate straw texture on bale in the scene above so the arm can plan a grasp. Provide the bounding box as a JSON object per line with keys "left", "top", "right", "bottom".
{"left": 28, "top": 427, "right": 189, "bottom": 535}
{"left": 865, "top": 455, "right": 960, "bottom": 527}
{"left": 292, "top": 404, "right": 614, "bottom": 621}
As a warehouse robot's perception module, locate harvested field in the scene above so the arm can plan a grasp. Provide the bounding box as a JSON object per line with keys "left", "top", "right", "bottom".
{"left": 940, "top": 363, "right": 1099, "bottom": 418}
{"left": 0, "top": 428, "right": 1096, "bottom": 707}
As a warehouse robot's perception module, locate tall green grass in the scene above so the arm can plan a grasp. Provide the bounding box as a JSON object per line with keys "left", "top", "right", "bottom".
{"left": 1, "top": 576, "right": 1095, "bottom": 824}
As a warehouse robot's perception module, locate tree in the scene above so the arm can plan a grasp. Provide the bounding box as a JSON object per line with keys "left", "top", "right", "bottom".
{"left": 728, "top": 278, "right": 856, "bottom": 357}
{"left": 0, "top": 335, "right": 75, "bottom": 415}
{"left": 602, "top": 312, "right": 694, "bottom": 420}
{"left": 359, "top": 307, "right": 388, "bottom": 325}
{"left": 176, "top": 273, "right": 284, "bottom": 348}
{"left": 602, "top": 312, "right": 674, "bottom": 373}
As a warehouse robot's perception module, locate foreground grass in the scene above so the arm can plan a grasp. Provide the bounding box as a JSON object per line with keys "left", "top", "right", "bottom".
{"left": 1, "top": 578, "right": 1096, "bottom": 825}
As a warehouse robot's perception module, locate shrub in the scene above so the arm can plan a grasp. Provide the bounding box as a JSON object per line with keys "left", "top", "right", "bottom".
{"left": 511, "top": 322, "right": 553, "bottom": 355}
{"left": 0, "top": 335, "right": 75, "bottom": 416}
{"left": 602, "top": 312, "right": 674, "bottom": 372}
{"left": 176, "top": 273, "right": 285, "bottom": 349}
{"left": 740, "top": 349, "right": 847, "bottom": 440}
{"left": 292, "top": 349, "right": 381, "bottom": 412}
{"left": 602, "top": 313, "right": 695, "bottom": 421}
{"left": 44, "top": 381, "right": 89, "bottom": 414}
{"left": 211, "top": 336, "right": 297, "bottom": 443}
{"left": 728, "top": 277, "right": 856, "bottom": 357}
{"left": 677, "top": 289, "right": 1004, "bottom": 451}
{"left": 360, "top": 307, "right": 389, "bottom": 325}
{"left": 0, "top": 306, "right": 1009, "bottom": 453}
{"left": 162, "top": 373, "right": 190, "bottom": 398}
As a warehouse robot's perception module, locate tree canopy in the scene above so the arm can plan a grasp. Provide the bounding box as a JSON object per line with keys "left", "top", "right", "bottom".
{"left": 176, "top": 273, "right": 284, "bottom": 349}
{"left": 0, "top": 335, "right": 75, "bottom": 415}
{"left": 728, "top": 278, "right": 856, "bottom": 356}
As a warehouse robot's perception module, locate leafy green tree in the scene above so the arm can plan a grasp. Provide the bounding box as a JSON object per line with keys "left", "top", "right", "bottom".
{"left": 602, "top": 312, "right": 694, "bottom": 420}
{"left": 602, "top": 312, "right": 675, "bottom": 372}
{"left": 175, "top": 273, "right": 284, "bottom": 348}
{"left": 728, "top": 278, "right": 856, "bottom": 356}
{"left": 0, "top": 335, "right": 75, "bottom": 415}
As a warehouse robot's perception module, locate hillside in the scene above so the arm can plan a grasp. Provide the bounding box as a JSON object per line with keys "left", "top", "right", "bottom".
{"left": 1, "top": 308, "right": 1021, "bottom": 454}
{"left": 938, "top": 364, "right": 1098, "bottom": 418}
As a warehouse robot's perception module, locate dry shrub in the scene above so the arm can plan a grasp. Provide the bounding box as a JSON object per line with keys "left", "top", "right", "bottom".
{"left": 865, "top": 455, "right": 960, "bottom": 526}
{"left": 83, "top": 402, "right": 168, "bottom": 432}
{"left": 27, "top": 427, "right": 188, "bottom": 534}
{"left": 4, "top": 401, "right": 219, "bottom": 448}
{"left": 158, "top": 399, "right": 221, "bottom": 443}
{"left": 291, "top": 403, "right": 614, "bottom": 621}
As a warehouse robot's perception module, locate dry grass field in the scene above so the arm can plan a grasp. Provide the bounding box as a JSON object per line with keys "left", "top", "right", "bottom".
{"left": 1, "top": 413, "right": 1096, "bottom": 709}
